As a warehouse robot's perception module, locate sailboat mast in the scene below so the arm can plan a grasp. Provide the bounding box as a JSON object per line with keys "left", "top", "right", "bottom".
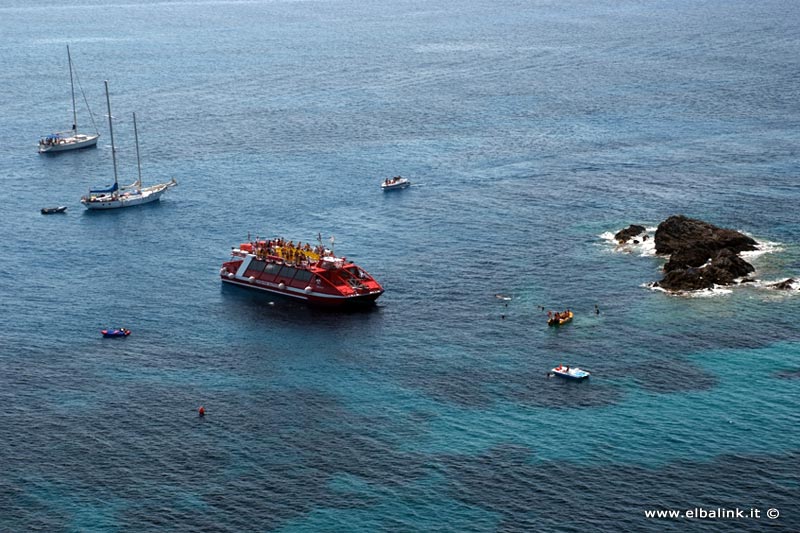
{"left": 67, "top": 45, "right": 77, "bottom": 133}
{"left": 104, "top": 80, "right": 119, "bottom": 194}
{"left": 132, "top": 112, "right": 142, "bottom": 189}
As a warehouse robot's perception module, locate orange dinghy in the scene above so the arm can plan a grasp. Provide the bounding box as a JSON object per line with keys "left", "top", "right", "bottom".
{"left": 547, "top": 310, "right": 574, "bottom": 326}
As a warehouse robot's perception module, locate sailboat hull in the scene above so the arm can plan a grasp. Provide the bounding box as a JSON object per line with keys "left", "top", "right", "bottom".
{"left": 81, "top": 181, "right": 176, "bottom": 210}
{"left": 39, "top": 133, "right": 100, "bottom": 153}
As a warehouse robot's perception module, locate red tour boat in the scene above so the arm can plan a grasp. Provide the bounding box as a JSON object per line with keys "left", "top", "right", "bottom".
{"left": 220, "top": 237, "right": 384, "bottom": 307}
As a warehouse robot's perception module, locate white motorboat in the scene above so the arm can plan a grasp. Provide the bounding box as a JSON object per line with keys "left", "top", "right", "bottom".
{"left": 550, "top": 365, "right": 590, "bottom": 380}
{"left": 381, "top": 176, "right": 411, "bottom": 191}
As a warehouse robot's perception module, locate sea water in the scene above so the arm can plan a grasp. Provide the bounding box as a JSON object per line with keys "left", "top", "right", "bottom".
{"left": 0, "top": 0, "right": 798, "bottom": 531}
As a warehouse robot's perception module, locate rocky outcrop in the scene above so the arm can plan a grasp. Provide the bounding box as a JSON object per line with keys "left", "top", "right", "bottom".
{"left": 614, "top": 224, "right": 646, "bottom": 244}
{"left": 654, "top": 215, "right": 757, "bottom": 256}
{"left": 769, "top": 278, "right": 796, "bottom": 290}
{"left": 646, "top": 216, "right": 758, "bottom": 292}
{"left": 656, "top": 250, "right": 754, "bottom": 291}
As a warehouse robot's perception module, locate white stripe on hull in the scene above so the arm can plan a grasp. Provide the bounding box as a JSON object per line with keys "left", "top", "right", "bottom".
{"left": 221, "top": 276, "right": 381, "bottom": 304}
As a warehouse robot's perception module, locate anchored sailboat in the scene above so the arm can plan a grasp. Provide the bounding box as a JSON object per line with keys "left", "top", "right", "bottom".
{"left": 81, "top": 81, "right": 176, "bottom": 210}
{"left": 39, "top": 45, "right": 100, "bottom": 153}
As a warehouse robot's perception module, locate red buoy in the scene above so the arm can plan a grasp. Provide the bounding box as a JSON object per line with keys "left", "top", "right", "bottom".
{"left": 198, "top": 406, "right": 205, "bottom": 417}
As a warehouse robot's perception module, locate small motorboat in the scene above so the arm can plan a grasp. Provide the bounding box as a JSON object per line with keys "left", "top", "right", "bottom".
{"left": 381, "top": 176, "right": 411, "bottom": 191}
{"left": 102, "top": 328, "right": 131, "bottom": 338}
{"left": 548, "top": 310, "right": 573, "bottom": 326}
{"left": 41, "top": 206, "right": 68, "bottom": 214}
{"left": 550, "top": 365, "right": 590, "bottom": 380}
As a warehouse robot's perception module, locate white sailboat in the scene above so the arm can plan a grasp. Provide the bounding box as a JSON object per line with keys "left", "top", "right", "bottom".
{"left": 81, "top": 81, "right": 176, "bottom": 210}
{"left": 39, "top": 45, "right": 100, "bottom": 153}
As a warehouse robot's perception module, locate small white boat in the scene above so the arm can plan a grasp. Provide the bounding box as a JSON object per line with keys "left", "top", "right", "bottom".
{"left": 550, "top": 365, "right": 590, "bottom": 380}
{"left": 381, "top": 176, "right": 411, "bottom": 191}
{"left": 39, "top": 45, "right": 100, "bottom": 154}
{"left": 41, "top": 206, "right": 68, "bottom": 214}
{"left": 81, "top": 82, "right": 176, "bottom": 210}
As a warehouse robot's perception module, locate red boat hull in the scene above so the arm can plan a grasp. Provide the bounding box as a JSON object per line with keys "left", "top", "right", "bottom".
{"left": 220, "top": 241, "right": 384, "bottom": 308}
{"left": 221, "top": 276, "right": 382, "bottom": 307}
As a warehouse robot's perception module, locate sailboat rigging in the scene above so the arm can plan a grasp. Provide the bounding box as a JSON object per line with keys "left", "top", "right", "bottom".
{"left": 80, "top": 81, "right": 176, "bottom": 210}
{"left": 38, "top": 45, "right": 100, "bottom": 153}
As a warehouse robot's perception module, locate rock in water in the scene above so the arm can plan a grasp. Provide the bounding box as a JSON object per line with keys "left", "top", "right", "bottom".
{"left": 769, "top": 278, "right": 796, "bottom": 290}
{"left": 701, "top": 249, "right": 755, "bottom": 285}
{"left": 652, "top": 215, "right": 758, "bottom": 292}
{"left": 614, "top": 224, "right": 646, "bottom": 244}
{"left": 654, "top": 215, "right": 757, "bottom": 256}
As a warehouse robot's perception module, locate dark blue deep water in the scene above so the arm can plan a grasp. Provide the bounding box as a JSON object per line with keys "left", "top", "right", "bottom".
{"left": 1, "top": 1, "right": 799, "bottom": 531}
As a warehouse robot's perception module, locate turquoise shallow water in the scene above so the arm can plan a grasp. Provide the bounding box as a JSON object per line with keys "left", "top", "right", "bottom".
{"left": 0, "top": 0, "right": 799, "bottom": 531}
